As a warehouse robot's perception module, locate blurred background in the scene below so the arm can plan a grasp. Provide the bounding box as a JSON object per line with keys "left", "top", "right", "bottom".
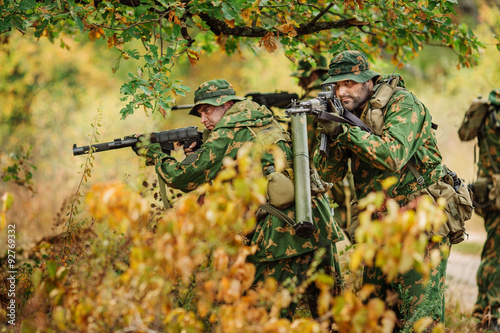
{"left": 0, "top": 0, "right": 498, "bottom": 253}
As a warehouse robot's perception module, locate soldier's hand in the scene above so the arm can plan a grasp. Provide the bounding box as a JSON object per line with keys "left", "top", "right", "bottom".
{"left": 183, "top": 141, "right": 198, "bottom": 156}
{"left": 316, "top": 120, "right": 340, "bottom": 136}
{"left": 129, "top": 134, "right": 146, "bottom": 156}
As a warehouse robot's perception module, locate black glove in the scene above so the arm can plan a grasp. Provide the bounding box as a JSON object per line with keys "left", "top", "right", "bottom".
{"left": 316, "top": 120, "right": 340, "bottom": 136}
{"left": 127, "top": 134, "right": 146, "bottom": 156}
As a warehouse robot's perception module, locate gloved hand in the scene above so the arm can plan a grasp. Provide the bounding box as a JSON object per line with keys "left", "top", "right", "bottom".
{"left": 316, "top": 120, "right": 340, "bottom": 136}
{"left": 128, "top": 134, "right": 147, "bottom": 157}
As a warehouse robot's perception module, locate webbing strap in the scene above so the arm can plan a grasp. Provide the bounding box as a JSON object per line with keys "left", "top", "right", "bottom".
{"left": 315, "top": 109, "right": 373, "bottom": 133}
{"left": 407, "top": 157, "right": 425, "bottom": 185}
{"left": 259, "top": 204, "right": 295, "bottom": 227}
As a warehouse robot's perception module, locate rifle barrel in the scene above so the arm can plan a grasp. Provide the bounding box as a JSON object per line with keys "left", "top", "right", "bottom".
{"left": 72, "top": 137, "right": 138, "bottom": 156}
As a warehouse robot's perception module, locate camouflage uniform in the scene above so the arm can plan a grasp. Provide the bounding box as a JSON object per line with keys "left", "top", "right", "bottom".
{"left": 145, "top": 79, "right": 344, "bottom": 318}
{"left": 469, "top": 89, "right": 500, "bottom": 328}
{"left": 313, "top": 51, "right": 449, "bottom": 328}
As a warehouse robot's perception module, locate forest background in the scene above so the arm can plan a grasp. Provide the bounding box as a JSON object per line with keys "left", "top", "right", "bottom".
{"left": 0, "top": 0, "right": 499, "bottom": 332}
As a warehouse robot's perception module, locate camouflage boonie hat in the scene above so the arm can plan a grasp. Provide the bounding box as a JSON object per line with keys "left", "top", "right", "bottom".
{"left": 488, "top": 89, "right": 500, "bottom": 106}
{"left": 189, "top": 79, "right": 245, "bottom": 116}
{"left": 322, "top": 50, "right": 380, "bottom": 85}
{"left": 292, "top": 55, "right": 329, "bottom": 90}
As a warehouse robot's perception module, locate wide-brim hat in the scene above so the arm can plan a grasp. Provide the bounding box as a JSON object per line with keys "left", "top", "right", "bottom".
{"left": 188, "top": 79, "right": 245, "bottom": 116}
{"left": 489, "top": 89, "right": 500, "bottom": 106}
{"left": 322, "top": 50, "right": 380, "bottom": 85}
{"left": 291, "top": 55, "right": 330, "bottom": 90}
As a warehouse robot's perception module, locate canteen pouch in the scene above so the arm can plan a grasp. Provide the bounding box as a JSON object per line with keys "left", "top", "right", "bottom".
{"left": 362, "top": 76, "right": 401, "bottom": 136}
{"left": 266, "top": 168, "right": 295, "bottom": 210}
{"left": 470, "top": 177, "right": 491, "bottom": 205}
{"left": 370, "top": 76, "right": 400, "bottom": 109}
{"left": 408, "top": 170, "right": 474, "bottom": 244}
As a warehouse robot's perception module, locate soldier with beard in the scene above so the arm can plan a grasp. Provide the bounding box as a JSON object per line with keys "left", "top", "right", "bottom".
{"left": 313, "top": 50, "right": 453, "bottom": 330}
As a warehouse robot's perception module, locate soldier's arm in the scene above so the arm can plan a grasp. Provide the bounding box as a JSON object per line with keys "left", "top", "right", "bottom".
{"left": 312, "top": 135, "right": 349, "bottom": 183}
{"left": 150, "top": 128, "right": 235, "bottom": 192}
{"left": 336, "top": 91, "right": 431, "bottom": 172}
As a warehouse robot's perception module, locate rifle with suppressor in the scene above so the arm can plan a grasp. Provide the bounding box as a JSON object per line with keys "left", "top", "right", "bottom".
{"left": 72, "top": 126, "right": 203, "bottom": 156}
{"left": 171, "top": 92, "right": 299, "bottom": 110}
{"left": 73, "top": 126, "right": 203, "bottom": 209}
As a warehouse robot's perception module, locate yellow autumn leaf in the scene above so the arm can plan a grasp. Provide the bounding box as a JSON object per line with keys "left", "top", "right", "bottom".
{"left": 276, "top": 22, "right": 298, "bottom": 37}
{"left": 413, "top": 316, "right": 434, "bottom": 333}
{"left": 225, "top": 19, "right": 235, "bottom": 28}
{"left": 187, "top": 49, "right": 199, "bottom": 66}
{"left": 241, "top": 8, "right": 252, "bottom": 26}
{"left": 349, "top": 247, "right": 364, "bottom": 271}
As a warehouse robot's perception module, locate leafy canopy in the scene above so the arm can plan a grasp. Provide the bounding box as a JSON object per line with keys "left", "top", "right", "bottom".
{"left": 1, "top": 0, "right": 486, "bottom": 118}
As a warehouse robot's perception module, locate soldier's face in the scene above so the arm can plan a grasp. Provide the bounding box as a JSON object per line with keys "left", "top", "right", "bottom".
{"left": 336, "top": 79, "right": 373, "bottom": 114}
{"left": 198, "top": 104, "right": 228, "bottom": 132}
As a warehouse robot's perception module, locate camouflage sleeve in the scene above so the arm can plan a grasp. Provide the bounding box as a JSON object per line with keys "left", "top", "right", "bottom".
{"left": 337, "top": 91, "right": 429, "bottom": 172}
{"left": 312, "top": 134, "right": 349, "bottom": 183}
{"left": 478, "top": 107, "right": 500, "bottom": 177}
{"left": 152, "top": 128, "right": 237, "bottom": 192}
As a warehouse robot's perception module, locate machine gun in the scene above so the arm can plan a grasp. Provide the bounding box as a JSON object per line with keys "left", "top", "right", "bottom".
{"left": 171, "top": 92, "right": 299, "bottom": 110}
{"left": 72, "top": 126, "right": 203, "bottom": 156}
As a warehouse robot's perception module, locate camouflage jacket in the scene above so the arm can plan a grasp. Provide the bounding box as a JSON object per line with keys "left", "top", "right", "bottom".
{"left": 314, "top": 77, "right": 444, "bottom": 205}
{"left": 148, "top": 100, "right": 342, "bottom": 263}
{"left": 478, "top": 106, "right": 500, "bottom": 178}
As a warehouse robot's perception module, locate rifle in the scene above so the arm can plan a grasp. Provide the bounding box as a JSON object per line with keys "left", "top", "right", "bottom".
{"left": 72, "top": 126, "right": 203, "bottom": 156}
{"left": 170, "top": 92, "right": 299, "bottom": 110}
{"left": 285, "top": 84, "right": 371, "bottom": 157}
{"left": 245, "top": 92, "right": 299, "bottom": 109}
{"left": 283, "top": 84, "right": 374, "bottom": 238}
{"left": 73, "top": 126, "right": 203, "bottom": 209}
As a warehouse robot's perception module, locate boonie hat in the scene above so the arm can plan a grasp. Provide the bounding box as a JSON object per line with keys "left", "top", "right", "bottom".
{"left": 489, "top": 89, "right": 500, "bottom": 106}
{"left": 189, "top": 79, "right": 245, "bottom": 116}
{"left": 292, "top": 55, "right": 329, "bottom": 90}
{"left": 322, "top": 50, "right": 380, "bottom": 85}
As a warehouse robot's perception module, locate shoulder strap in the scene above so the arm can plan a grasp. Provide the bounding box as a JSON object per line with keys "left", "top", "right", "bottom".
{"left": 259, "top": 203, "right": 295, "bottom": 226}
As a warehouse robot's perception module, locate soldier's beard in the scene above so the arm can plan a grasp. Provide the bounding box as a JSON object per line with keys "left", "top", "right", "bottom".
{"left": 340, "top": 83, "right": 372, "bottom": 117}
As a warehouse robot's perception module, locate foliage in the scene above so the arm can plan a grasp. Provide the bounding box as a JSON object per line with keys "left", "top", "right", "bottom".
{"left": 0, "top": 148, "right": 37, "bottom": 194}
{"left": 0, "top": 141, "right": 463, "bottom": 332}
{"left": 0, "top": 0, "right": 488, "bottom": 118}
{"left": 350, "top": 178, "right": 449, "bottom": 284}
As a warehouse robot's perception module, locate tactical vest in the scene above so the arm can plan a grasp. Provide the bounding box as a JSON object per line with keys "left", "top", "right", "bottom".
{"left": 347, "top": 76, "right": 473, "bottom": 244}
{"left": 360, "top": 75, "right": 405, "bottom": 136}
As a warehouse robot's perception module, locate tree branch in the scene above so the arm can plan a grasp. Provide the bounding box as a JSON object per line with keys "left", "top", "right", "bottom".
{"left": 197, "top": 13, "right": 368, "bottom": 37}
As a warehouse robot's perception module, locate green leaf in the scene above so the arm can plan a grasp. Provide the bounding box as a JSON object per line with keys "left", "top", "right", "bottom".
{"left": 47, "top": 260, "right": 58, "bottom": 280}
{"left": 70, "top": 11, "right": 84, "bottom": 32}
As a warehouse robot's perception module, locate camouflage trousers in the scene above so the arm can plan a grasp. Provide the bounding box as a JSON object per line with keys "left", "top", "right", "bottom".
{"left": 473, "top": 210, "right": 500, "bottom": 323}
{"left": 363, "top": 238, "right": 449, "bottom": 331}
{"left": 253, "top": 243, "right": 342, "bottom": 319}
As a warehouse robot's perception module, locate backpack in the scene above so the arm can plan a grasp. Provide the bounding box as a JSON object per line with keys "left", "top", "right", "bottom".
{"left": 458, "top": 97, "right": 490, "bottom": 142}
